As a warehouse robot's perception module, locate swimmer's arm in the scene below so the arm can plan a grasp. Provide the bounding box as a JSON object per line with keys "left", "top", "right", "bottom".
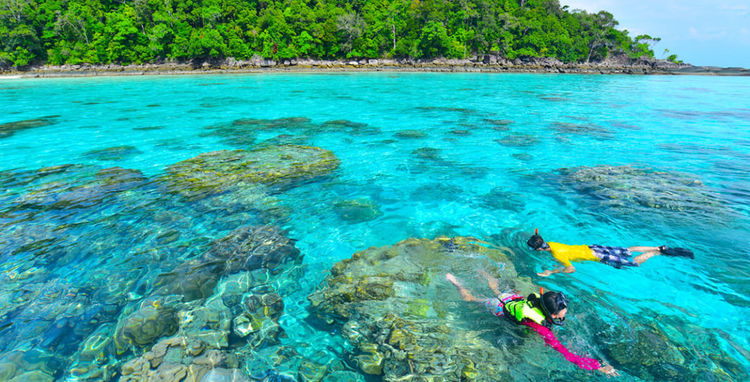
{"left": 537, "top": 266, "right": 576, "bottom": 277}
{"left": 521, "top": 320, "right": 603, "bottom": 371}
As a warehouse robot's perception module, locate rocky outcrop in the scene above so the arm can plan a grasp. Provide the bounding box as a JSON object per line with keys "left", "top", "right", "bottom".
{"left": 8, "top": 55, "right": 744, "bottom": 77}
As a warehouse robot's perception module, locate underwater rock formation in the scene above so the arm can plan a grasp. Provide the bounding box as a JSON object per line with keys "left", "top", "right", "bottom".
{"left": 320, "top": 120, "right": 380, "bottom": 135}
{"left": 495, "top": 133, "right": 539, "bottom": 147}
{"left": 477, "top": 187, "right": 525, "bottom": 211}
{"left": 6, "top": 165, "right": 148, "bottom": 212}
{"left": 550, "top": 122, "right": 613, "bottom": 139}
{"left": 333, "top": 198, "right": 382, "bottom": 223}
{"left": 68, "top": 225, "right": 304, "bottom": 381}
{"left": 114, "top": 300, "right": 179, "bottom": 353}
{"left": 585, "top": 307, "right": 749, "bottom": 381}
{"left": 394, "top": 129, "right": 427, "bottom": 139}
{"left": 109, "top": 225, "right": 301, "bottom": 356}
{"left": 161, "top": 145, "right": 340, "bottom": 200}
{"left": 152, "top": 225, "right": 302, "bottom": 302}
{"left": 483, "top": 119, "right": 513, "bottom": 130}
{"left": 202, "top": 117, "right": 379, "bottom": 148}
{"left": 83, "top": 145, "right": 142, "bottom": 161}
{"left": 118, "top": 335, "right": 241, "bottom": 382}
{"left": 308, "top": 236, "right": 536, "bottom": 381}
{"left": 555, "top": 165, "right": 726, "bottom": 216}
{"left": 411, "top": 183, "right": 464, "bottom": 202}
{"left": 0, "top": 115, "right": 59, "bottom": 138}
{"left": 0, "top": 348, "right": 64, "bottom": 381}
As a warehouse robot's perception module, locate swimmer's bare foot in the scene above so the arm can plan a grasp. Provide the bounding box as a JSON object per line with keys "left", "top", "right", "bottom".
{"left": 477, "top": 269, "right": 501, "bottom": 295}
{"left": 446, "top": 273, "right": 479, "bottom": 302}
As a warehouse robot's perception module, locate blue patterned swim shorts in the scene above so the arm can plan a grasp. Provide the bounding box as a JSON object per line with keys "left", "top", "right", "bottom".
{"left": 589, "top": 245, "right": 638, "bottom": 268}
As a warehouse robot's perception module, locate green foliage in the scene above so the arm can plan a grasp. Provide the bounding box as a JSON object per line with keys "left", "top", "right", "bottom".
{"left": 0, "top": 0, "right": 664, "bottom": 68}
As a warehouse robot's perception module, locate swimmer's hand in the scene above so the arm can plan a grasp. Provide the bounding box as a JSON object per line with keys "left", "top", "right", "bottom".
{"left": 597, "top": 364, "right": 620, "bottom": 377}
{"left": 537, "top": 266, "right": 575, "bottom": 277}
{"left": 537, "top": 270, "right": 553, "bottom": 277}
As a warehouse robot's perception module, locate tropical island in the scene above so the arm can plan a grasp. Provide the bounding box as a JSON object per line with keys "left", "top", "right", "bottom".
{"left": 0, "top": 0, "right": 746, "bottom": 76}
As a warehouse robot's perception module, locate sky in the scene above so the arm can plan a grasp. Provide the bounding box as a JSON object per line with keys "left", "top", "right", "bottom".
{"left": 560, "top": 0, "right": 750, "bottom": 68}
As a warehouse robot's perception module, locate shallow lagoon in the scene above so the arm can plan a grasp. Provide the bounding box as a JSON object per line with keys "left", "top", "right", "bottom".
{"left": 1, "top": 73, "right": 749, "bottom": 381}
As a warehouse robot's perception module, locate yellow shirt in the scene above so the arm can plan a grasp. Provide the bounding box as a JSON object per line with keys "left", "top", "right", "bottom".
{"left": 547, "top": 242, "right": 599, "bottom": 267}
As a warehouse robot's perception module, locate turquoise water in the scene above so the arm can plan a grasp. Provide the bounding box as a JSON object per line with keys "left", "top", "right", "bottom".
{"left": 1, "top": 73, "right": 749, "bottom": 381}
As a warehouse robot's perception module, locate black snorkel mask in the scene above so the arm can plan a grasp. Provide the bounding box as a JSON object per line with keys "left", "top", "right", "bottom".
{"left": 527, "top": 228, "right": 549, "bottom": 251}
{"left": 540, "top": 289, "right": 568, "bottom": 326}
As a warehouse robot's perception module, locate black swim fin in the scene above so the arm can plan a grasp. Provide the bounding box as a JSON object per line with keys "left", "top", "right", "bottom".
{"left": 659, "top": 246, "right": 694, "bottom": 259}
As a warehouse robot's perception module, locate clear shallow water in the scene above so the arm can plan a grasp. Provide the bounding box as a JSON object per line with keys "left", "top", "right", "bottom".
{"left": 1, "top": 73, "right": 749, "bottom": 381}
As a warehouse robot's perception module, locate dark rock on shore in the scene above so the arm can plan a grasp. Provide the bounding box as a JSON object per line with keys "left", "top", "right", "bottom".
{"left": 8, "top": 55, "right": 745, "bottom": 77}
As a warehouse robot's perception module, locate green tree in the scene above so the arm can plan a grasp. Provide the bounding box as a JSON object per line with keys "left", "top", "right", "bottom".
{"left": 0, "top": 0, "right": 668, "bottom": 67}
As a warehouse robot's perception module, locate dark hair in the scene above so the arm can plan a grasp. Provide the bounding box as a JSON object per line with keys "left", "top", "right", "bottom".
{"left": 527, "top": 234, "right": 546, "bottom": 250}
{"left": 542, "top": 291, "right": 568, "bottom": 315}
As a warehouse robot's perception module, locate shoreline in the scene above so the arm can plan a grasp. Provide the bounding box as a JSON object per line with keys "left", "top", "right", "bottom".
{"left": 2, "top": 57, "right": 749, "bottom": 78}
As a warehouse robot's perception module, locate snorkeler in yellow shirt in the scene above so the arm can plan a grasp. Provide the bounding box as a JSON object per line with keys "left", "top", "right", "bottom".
{"left": 527, "top": 229, "right": 694, "bottom": 277}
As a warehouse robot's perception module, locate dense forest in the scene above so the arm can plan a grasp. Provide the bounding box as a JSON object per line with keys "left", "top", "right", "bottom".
{"left": 0, "top": 0, "right": 673, "bottom": 68}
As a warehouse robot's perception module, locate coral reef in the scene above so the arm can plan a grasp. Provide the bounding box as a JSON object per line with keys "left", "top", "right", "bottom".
{"left": 308, "top": 236, "right": 536, "bottom": 381}
{"left": 201, "top": 117, "right": 379, "bottom": 148}
{"left": 161, "top": 145, "right": 340, "bottom": 200}
{"left": 67, "top": 225, "right": 304, "bottom": 381}
{"left": 83, "top": 145, "right": 142, "bottom": 161}
{"left": 394, "top": 129, "right": 427, "bottom": 139}
{"left": 333, "top": 198, "right": 382, "bottom": 223}
{"left": 555, "top": 165, "right": 726, "bottom": 216}
{"left": 495, "top": 133, "right": 539, "bottom": 147}
{"left": 0, "top": 116, "right": 59, "bottom": 138}
{"left": 151, "top": 225, "right": 302, "bottom": 302}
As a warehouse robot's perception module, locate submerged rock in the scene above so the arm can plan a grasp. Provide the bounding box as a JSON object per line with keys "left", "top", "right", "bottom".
{"left": 449, "top": 129, "right": 472, "bottom": 136}
{"left": 162, "top": 145, "right": 340, "bottom": 199}
{"left": 152, "top": 225, "right": 302, "bottom": 301}
{"left": 333, "top": 199, "right": 382, "bottom": 223}
{"left": 393, "top": 129, "right": 427, "bottom": 139}
{"left": 586, "top": 307, "right": 749, "bottom": 381}
{"left": 555, "top": 165, "right": 726, "bottom": 216}
{"left": 477, "top": 187, "right": 525, "bottom": 211}
{"left": 0, "top": 348, "right": 63, "bottom": 381}
{"left": 411, "top": 147, "right": 442, "bottom": 161}
{"left": 308, "top": 236, "right": 535, "bottom": 381}
{"left": 118, "top": 336, "right": 240, "bottom": 382}
{"left": 512, "top": 153, "right": 533, "bottom": 161}
{"left": 483, "top": 119, "right": 513, "bottom": 130}
{"left": 114, "top": 302, "right": 178, "bottom": 353}
{"left": 201, "top": 368, "right": 250, "bottom": 382}
{"left": 320, "top": 120, "right": 380, "bottom": 135}
{"left": 7, "top": 166, "right": 147, "bottom": 212}
{"left": 83, "top": 146, "right": 142, "bottom": 161}
{"left": 0, "top": 116, "right": 59, "bottom": 139}
{"left": 91, "top": 225, "right": 304, "bottom": 380}
{"left": 411, "top": 183, "right": 464, "bottom": 202}
{"left": 202, "top": 117, "right": 379, "bottom": 147}
{"left": 550, "top": 121, "right": 612, "bottom": 138}
{"left": 495, "top": 133, "right": 539, "bottom": 147}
